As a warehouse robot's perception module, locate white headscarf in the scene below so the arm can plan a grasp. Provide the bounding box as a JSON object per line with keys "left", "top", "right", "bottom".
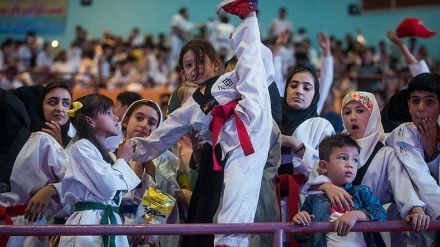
{"left": 104, "top": 99, "right": 163, "bottom": 152}
{"left": 341, "top": 91, "right": 385, "bottom": 166}
{"left": 121, "top": 99, "right": 163, "bottom": 131}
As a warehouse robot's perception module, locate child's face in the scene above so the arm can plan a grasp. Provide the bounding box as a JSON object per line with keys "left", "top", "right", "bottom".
{"left": 342, "top": 101, "right": 371, "bottom": 140}
{"left": 181, "top": 50, "right": 218, "bottom": 88}
{"left": 285, "top": 71, "right": 315, "bottom": 110}
{"left": 408, "top": 90, "right": 440, "bottom": 128}
{"left": 93, "top": 107, "right": 120, "bottom": 141}
{"left": 43, "top": 88, "right": 72, "bottom": 127}
{"left": 123, "top": 105, "right": 159, "bottom": 139}
{"left": 319, "top": 146, "right": 359, "bottom": 187}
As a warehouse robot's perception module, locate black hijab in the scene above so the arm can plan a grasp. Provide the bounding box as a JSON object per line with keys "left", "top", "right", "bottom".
{"left": 13, "top": 84, "right": 44, "bottom": 124}
{"left": 280, "top": 66, "right": 320, "bottom": 136}
{"left": 0, "top": 89, "right": 31, "bottom": 193}
{"left": 20, "top": 82, "right": 73, "bottom": 147}
{"left": 381, "top": 89, "right": 411, "bottom": 133}
{"left": 268, "top": 81, "right": 282, "bottom": 124}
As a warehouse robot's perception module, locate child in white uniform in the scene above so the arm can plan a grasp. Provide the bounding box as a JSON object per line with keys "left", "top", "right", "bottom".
{"left": 59, "top": 94, "right": 141, "bottom": 247}
{"left": 385, "top": 72, "right": 440, "bottom": 246}
{"left": 132, "top": 1, "right": 273, "bottom": 246}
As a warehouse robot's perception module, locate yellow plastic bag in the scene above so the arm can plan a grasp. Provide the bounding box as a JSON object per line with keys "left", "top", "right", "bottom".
{"left": 133, "top": 187, "right": 176, "bottom": 245}
{"left": 141, "top": 187, "right": 176, "bottom": 224}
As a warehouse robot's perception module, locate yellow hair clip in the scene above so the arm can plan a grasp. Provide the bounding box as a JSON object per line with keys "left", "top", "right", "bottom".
{"left": 67, "top": 101, "right": 83, "bottom": 117}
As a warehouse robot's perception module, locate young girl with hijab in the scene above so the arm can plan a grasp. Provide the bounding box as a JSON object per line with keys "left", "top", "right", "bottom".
{"left": 272, "top": 31, "right": 334, "bottom": 115}
{"left": 277, "top": 66, "right": 335, "bottom": 242}
{"left": 119, "top": 99, "right": 182, "bottom": 247}
{"left": 13, "top": 81, "right": 75, "bottom": 147}
{"left": 59, "top": 94, "right": 140, "bottom": 247}
{"left": 303, "top": 91, "right": 430, "bottom": 246}
{"left": 0, "top": 89, "right": 69, "bottom": 247}
{"left": 279, "top": 66, "right": 335, "bottom": 178}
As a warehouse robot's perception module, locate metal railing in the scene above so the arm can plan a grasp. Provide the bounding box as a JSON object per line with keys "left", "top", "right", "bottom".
{"left": 1, "top": 221, "right": 440, "bottom": 247}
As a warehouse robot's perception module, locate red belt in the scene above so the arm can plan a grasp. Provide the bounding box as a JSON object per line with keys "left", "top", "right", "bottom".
{"left": 209, "top": 99, "right": 254, "bottom": 171}
{"left": 0, "top": 204, "right": 27, "bottom": 246}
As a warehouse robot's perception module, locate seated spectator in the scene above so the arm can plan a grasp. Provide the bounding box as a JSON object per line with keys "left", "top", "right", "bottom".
{"left": 73, "top": 51, "right": 98, "bottom": 89}
{"left": 0, "top": 66, "right": 23, "bottom": 90}
{"left": 35, "top": 42, "right": 53, "bottom": 72}
{"left": 51, "top": 50, "right": 76, "bottom": 81}
{"left": 107, "top": 56, "right": 140, "bottom": 90}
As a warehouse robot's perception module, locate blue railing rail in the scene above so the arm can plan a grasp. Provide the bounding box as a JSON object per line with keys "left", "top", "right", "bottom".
{"left": 1, "top": 221, "right": 440, "bottom": 247}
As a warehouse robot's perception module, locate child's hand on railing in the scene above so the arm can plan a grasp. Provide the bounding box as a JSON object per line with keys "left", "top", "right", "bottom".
{"left": 406, "top": 207, "right": 430, "bottom": 233}
{"left": 292, "top": 211, "right": 315, "bottom": 226}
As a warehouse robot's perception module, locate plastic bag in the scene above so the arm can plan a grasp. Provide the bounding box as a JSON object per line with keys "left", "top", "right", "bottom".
{"left": 132, "top": 187, "right": 176, "bottom": 246}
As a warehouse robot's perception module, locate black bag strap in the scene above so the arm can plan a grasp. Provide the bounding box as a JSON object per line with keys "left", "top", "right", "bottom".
{"left": 352, "top": 141, "right": 384, "bottom": 186}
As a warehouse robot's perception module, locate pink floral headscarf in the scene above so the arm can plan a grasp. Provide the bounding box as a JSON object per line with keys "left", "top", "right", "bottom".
{"left": 342, "top": 92, "right": 374, "bottom": 114}
{"left": 341, "top": 91, "right": 384, "bottom": 166}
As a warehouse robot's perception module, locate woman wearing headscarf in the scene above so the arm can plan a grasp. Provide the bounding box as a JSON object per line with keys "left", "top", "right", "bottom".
{"left": 0, "top": 89, "right": 69, "bottom": 247}
{"left": 278, "top": 66, "right": 335, "bottom": 178}
{"left": 14, "top": 81, "right": 75, "bottom": 147}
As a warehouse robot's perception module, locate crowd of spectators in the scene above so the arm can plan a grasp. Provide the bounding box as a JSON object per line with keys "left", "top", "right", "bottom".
{"left": 0, "top": 7, "right": 438, "bottom": 111}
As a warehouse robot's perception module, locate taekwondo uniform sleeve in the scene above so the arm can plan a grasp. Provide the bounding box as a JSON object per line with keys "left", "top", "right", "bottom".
{"left": 291, "top": 118, "right": 335, "bottom": 177}
{"left": 427, "top": 154, "right": 440, "bottom": 183}
{"left": 385, "top": 123, "right": 440, "bottom": 219}
{"left": 132, "top": 103, "right": 194, "bottom": 162}
{"left": 301, "top": 174, "right": 330, "bottom": 195}
{"left": 363, "top": 147, "right": 425, "bottom": 218}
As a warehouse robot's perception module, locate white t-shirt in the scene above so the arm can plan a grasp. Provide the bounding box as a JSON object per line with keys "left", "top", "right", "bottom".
{"left": 327, "top": 208, "right": 366, "bottom": 247}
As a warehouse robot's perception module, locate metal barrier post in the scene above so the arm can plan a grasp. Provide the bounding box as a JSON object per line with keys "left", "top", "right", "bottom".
{"left": 273, "top": 228, "right": 284, "bottom": 247}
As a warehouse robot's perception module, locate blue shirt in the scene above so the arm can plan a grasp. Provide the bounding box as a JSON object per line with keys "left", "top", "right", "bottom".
{"left": 294, "top": 183, "right": 387, "bottom": 247}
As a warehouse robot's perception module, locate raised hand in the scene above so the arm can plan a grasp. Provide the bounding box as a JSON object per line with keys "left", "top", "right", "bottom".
{"left": 273, "top": 30, "right": 291, "bottom": 55}
{"left": 387, "top": 30, "right": 404, "bottom": 46}
{"left": 317, "top": 32, "right": 331, "bottom": 56}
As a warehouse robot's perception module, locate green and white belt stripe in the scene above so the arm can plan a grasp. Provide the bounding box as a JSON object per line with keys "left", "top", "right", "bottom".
{"left": 76, "top": 201, "right": 120, "bottom": 247}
